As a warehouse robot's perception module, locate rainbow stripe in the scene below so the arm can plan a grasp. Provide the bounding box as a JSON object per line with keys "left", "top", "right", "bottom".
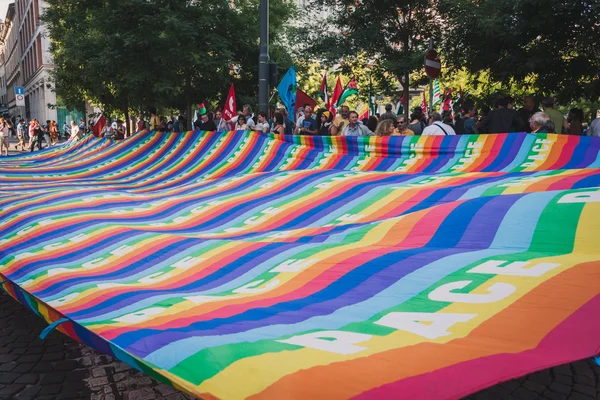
{"left": 1, "top": 131, "right": 599, "bottom": 399}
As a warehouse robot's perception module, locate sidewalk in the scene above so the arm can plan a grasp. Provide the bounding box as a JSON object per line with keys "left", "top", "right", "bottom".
{"left": 1, "top": 292, "right": 598, "bottom": 400}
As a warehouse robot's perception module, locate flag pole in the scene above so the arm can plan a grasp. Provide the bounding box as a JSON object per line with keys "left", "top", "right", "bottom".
{"left": 428, "top": 39, "right": 434, "bottom": 113}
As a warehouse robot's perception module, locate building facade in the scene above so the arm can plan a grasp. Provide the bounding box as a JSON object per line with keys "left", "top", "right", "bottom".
{"left": 1, "top": 3, "right": 24, "bottom": 118}
{"left": 15, "top": 0, "right": 56, "bottom": 122}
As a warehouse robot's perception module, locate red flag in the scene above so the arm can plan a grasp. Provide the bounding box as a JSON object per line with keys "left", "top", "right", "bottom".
{"left": 223, "top": 83, "right": 236, "bottom": 121}
{"left": 329, "top": 77, "right": 343, "bottom": 116}
{"left": 421, "top": 91, "right": 428, "bottom": 117}
{"left": 294, "top": 89, "right": 318, "bottom": 121}
{"left": 443, "top": 88, "right": 453, "bottom": 111}
{"left": 92, "top": 114, "right": 105, "bottom": 137}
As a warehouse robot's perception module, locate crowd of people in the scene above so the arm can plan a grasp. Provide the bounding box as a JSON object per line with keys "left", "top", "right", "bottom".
{"left": 0, "top": 117, "right": 87, "bottom": 155}
{"left": 143, "top": 95, "right": 597, "bottom": 138}
{"left": 0, "top": 95, "right": 598, "bottom": 156}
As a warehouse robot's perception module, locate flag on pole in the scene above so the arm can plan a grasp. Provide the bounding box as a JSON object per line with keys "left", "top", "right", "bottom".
{"left": 336, "top": 77, "right": 359, "bottom": 107}
{"left": 277, "top": 66, "right": 297, "bottom": 122}
{"left": 330, "top": 76, "right": 344, "bottom": 116}
{"left": 92, "top": 114, "right": 106, "bottom": 137}
{"left": 294, "top": 89, "right": 318, "bottom": 122}
{"left": 395, "top": 95, "right": 405, "bottom": 116}
{"left": 442, "top": 88, "right": 453, "bottom": 112}
{"left": 319, "top": 73, "right": 329, "bottom": 109}
{"left": 223, "top": 83, "right": 237, "bottom": 121}
{"left": 432, "top": 79, "right": 441, "bottom": 107}
{"left": 368, "top": 75, "right": 376, "bottom": 116}
{"left": 421, "top": 91, "right": 428, "bottom": 118}
{"left": 358, "top": 103, "right": 369, "bottom": 121}
{"left": 443, "top": 88, "right": 454, "bottom": 118}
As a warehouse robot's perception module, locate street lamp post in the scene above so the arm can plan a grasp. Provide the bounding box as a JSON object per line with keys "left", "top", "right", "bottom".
{"left": 258, "top": 0, "right": 270, "bottom": 114}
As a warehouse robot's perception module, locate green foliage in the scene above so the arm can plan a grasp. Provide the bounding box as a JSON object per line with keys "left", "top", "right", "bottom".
{"left": 438, "top": 0, "right": 600, "bottom": 103}
{"left": 43, "top": 0, "right": 295, "bottom": 117}
{"left": 300, "top": 0, "right": 440, "bottom": 93}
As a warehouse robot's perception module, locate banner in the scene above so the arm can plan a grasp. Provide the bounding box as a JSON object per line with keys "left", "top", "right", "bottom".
{"left": 277, "top": 66, "right": 297, "bottom": 122}
{"left": 1, "top": 132, "right": 599, "bottom": 400}
{"left": 223, "top": 83, "right": 236, "bottom": 121}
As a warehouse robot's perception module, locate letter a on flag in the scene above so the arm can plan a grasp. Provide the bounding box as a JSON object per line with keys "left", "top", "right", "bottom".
{"left": 223, "top": 84, "right": 237, "bottom": 121}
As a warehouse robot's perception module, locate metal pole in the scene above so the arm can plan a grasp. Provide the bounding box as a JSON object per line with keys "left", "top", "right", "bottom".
{"left": 258, "top": 0, "right": 270, "bottom": 114}
{"left": 429, "top": 39, "right": 434, "bottom": 113}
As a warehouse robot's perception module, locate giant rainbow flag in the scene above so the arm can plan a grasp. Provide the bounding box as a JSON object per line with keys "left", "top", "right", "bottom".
{"left": 0, "top": 130, "right": 599, "bottom": 399}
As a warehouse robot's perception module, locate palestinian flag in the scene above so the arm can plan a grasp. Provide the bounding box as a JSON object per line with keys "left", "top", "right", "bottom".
{"left": 319, "top": 73, "right": 330, "bottom": 109}
{"left": 395, "top": 95, "right": 405, "bottom": 115}
{"left": 336, "top": 77, "right": 359, "bottom": 107}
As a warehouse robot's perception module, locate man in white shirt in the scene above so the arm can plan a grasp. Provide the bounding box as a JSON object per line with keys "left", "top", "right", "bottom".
{"left": 422, "top": 112, "right": 456, "bottom": 136}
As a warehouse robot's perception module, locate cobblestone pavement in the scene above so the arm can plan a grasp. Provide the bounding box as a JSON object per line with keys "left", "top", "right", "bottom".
{"left": 0, "top": 292, "right": 197, "bottom": 400}
{"left": 1, "top": 292, "right": 598, "bottom": 400}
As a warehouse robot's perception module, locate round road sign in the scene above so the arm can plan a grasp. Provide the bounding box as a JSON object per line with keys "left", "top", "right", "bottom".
{"left": 424, "top": 50, "right": 441, "bottom": 79}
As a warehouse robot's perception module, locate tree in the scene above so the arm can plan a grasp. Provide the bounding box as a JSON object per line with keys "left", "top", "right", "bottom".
{"left": 43, "top": 0, "right": 295, "bottom": 126}
{"left": 438, "top": 0, "right": 600, "bottom": 103}
{"left": 299, "top": 0, "right": 440, "bottom": 117}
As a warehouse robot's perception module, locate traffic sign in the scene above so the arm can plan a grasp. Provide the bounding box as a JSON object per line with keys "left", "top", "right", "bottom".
{"left": 16, "top": 94, "right": 25, "bottom": 107}
{"left": 14, "top": 86, "right": 24, "bottom": 95}
{"left": 424, "top": 50, "right": 441, "bottom": 79}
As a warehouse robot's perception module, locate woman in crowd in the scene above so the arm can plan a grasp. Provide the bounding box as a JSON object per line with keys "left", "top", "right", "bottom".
{"left": 318, "top": 111, "right": 334, "bottom": 136}
{"left": 235, "top": 112, "right": 247, "bottom": 130}
{"left": 115, "top": 120, "right": 126, "bottom": 140}
{"left": 374, "top": 119, "right": 396, "bottom": 136}
{"left": 270, "top": 112, "right": 285, "bottom": 135}
{"left": 0, "top": 118, "right": 10, "bottom": 156}
{"left": 256, "top": 111, "right": 270, "bottom": 133}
